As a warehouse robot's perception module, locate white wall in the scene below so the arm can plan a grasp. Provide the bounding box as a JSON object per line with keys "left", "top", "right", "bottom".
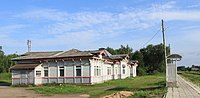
{"left": 34, "top": 64, "right": 43, "bottom": 85}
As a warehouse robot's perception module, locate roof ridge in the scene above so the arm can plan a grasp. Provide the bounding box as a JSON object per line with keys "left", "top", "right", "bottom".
{"left": 51, "top": 51, "right": 66, "bottom": 57}
{"left": 25, "top": 51, "right": 62, "bottom": 53}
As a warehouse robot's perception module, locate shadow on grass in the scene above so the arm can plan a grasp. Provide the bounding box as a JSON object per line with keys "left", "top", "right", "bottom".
{"left": 0, "top": 81, "right": 11, "bottom": 86}
{"left": 106, "top": 81, "right": 166, "bottom": 92}
{"left": 188, "top": 72, "right": 200, "bottom": 75}
{"left": 154, "top": 81, "right": 166, "bottom": 86}
{"left": 107, "top": 86, "right": 164, "bottom": 92}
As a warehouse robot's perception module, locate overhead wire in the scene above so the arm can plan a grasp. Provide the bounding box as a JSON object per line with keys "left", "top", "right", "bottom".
{"left": 141, "top": 28, "right": 161, "bottom": 48}
{"left": 133, "top": 0, "right": 164, "bottom": 51}
{"left": 139, "top": 0, "right": 164, "bottom": 49}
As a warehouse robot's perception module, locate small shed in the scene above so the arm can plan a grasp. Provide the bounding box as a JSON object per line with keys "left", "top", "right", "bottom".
{"left": 167, "top": 54, "right": 182, "bottom": 87}
{"left": 10, "top": 64, "right": 41, "bottom": 85}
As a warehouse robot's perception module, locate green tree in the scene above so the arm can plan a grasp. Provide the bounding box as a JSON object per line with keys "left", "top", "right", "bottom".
{"left": 106, "top": 43, "right": 170, "bottom": 75}
{"left": 140, "top": 44, "right": 170, "bottom": 73}
{"left": 116, "top": 45, "right": 133, "bottom": 54}
{"left": 0, "top": 49, "right": 5, "bottom": 73}
{"left": 0, "top": 49, "right": 18, "bottom": 73}
{"left": 132, "top": 51, "right": 146, "bottom": 75}
{"left": 106, "top": 47, "right": 117, "bottom": 55}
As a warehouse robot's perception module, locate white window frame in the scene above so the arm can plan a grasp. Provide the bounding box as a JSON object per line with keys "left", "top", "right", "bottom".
{"left": 44, "top": 67, "right": 48, "bottom": 77}
{"left": 76, "top": 66, "right": 81, "bottom": 76}
{"left": 107, "top": 67, "right": 111, "bottom": 75}
{"left": 94, "top": 66, "right": 101, "bottom": 76}
{"left": 59, "top": 66, "right": 64, "bottom": 77}
{"left": 36, "top": 71, "right": 41, "bottom": 77}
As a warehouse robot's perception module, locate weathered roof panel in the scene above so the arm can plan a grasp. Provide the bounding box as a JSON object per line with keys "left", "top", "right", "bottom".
{"left": 110, "top": 54, "right": 128, "bottom": 60}
{"left": 56, "top": 49, "right": 94, "bottom": 57}
{"left": 12, "top": 51, "right": 62, "bottom": 60}
{"left": 12, "top": 49, "right": 103, "bottom": 60}
{"left": 10, "top": 64, "right": 40, "bottom": 70}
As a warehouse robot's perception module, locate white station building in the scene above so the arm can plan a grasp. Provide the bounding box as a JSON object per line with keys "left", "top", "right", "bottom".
{"left": 10, "top": 48, "right": 138, "bottom": 85}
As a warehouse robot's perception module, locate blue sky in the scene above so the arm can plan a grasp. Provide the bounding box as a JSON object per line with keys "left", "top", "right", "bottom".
{"left": 0, "top": 0, "right": 200, "bottom": 66}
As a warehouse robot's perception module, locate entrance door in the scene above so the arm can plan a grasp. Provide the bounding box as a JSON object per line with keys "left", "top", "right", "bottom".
{"left": 20, "top": 70, "right": 27, "bottom": 84}
{"left": 35, "top": 70, "right": 42, "bottom": 85}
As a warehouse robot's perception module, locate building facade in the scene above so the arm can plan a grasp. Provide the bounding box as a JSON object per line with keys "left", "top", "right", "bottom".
{"left": 10, "top": 49, "right": 138, "bottom": 85}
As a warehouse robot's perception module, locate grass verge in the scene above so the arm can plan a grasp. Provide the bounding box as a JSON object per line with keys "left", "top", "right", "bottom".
{"left": 178, "top": 71, "right": 200, "bottom": 87}
{"left": 32, "top": 73, "right": 166, "bottom": 98}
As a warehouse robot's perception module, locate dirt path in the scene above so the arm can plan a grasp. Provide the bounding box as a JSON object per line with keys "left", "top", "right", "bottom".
{"left": 0, "top": 86, "right": 89, "bottom": 98}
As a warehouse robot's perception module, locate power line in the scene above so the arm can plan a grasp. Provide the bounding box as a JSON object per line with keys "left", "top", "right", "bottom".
{"left": 141, "top": 29, "right": 161, "bottom": 48}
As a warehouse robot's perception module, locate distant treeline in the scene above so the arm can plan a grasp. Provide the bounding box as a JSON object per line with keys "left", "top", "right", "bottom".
{"left": 107, "top": 43, "right": 170, "bottom": 75}
{"left": 0, "top": 50, "right": 18, "bottom": 73}
{"left": 177, "top": 65, "right": 200, "bottom": 71}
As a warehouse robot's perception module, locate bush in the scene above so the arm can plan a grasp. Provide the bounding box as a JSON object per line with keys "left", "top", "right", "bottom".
{"left": 0, "top": 73, "right": 11, "bottom": 83}
{"left": 137, "top": 67, "right": 147, "bottom": 76}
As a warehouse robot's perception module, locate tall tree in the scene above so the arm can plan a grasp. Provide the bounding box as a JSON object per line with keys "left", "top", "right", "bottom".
{"left": 132, "top": 51, "right": 146, "bottom": 75}
{"left": 140, "top": 44, "right": 170, "bottom": 73}
{"left": 116, "top": 45, "right": 133, "bottom": 55}
{"left": 107, "top": 43, "right": 170, "bottom": 75}
{"left": 106, "top": 47, "right": 117, "bottom": 55}
{"left": 0, "top": 49, "right": 18, "bottom": 73}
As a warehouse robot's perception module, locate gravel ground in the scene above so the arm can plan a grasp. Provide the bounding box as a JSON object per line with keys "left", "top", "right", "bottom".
{"left": 0, "top": 86, "right": 89, "bottom": 98}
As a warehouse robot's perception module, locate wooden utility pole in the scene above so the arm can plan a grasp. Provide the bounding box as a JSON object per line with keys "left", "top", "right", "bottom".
{"left": 162, "top": 19, "right": 168, "bottom": 86}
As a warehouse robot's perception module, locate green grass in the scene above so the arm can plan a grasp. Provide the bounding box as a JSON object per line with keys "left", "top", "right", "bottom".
{"left": 32, "top": 73, "right": 167, "bottom": 98}
{"left": 0, "top": 73, "right": 11, "bottom": 83}
{"left": 178, "top": 71, "right": 200, "bottom": 87}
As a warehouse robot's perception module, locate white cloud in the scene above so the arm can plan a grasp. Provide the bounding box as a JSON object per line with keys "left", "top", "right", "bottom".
{"left": 15, "top": 9, "right": 69, "bottom": 21}
{"left": 3, "top": 0, "right": 200, "bottom": 60}
{"left": 187, "top": 3, "right": 200, "bottom": 8}
{"left": 161, "top": 11, "right": 200, "bottom": 21}
{"left": 0, "top": 24, "right": 27, "bottom": 34}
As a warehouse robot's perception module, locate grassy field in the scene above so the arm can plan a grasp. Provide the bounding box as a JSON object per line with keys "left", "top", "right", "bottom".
{"left": 178, "top": 71, "right": 200, "bottom": 87}
{"left": 32, "top": 73, "right": 166, "bottom": 98}
{"left": 0, "top": 73, "right": 11, "bottom": 83}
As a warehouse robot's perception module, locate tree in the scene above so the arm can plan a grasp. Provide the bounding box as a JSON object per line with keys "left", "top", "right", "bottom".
{"left": 132, "top": 51, "right": 146, "bottom": 75}
{"left": 106, "top": 47, "right": 117, "bottom": 55}
{"left": 106, "top": 45, "right": 133, "bottom": 57}
{"left": 177, "top": 66, "right": 186, "bottom": 71}
{"left": 106, "top": 43, "right": 170, "bottom": 75}
{"left": 116, "top": 45, "right": 133, "bottom": 55}
{"left": 140, "top": 44, "right": 170, "bottom": 73}
{"left": 0, "top": 49, "right": 18, "bottom": 73}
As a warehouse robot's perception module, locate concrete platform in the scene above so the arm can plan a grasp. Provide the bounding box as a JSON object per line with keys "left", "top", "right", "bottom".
{"left": 166, "top": 75, "right": 200, "bottom": 98}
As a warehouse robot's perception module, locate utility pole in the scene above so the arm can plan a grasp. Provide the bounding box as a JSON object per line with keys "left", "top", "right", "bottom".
{"left": 162, "top": 19, "right": 168, "bottom": 86}
{"left": 0, "top": 46, "right": 2, "bottom": 51}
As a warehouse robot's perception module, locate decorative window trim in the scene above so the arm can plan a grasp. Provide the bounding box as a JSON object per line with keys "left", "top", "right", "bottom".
{"left": 94, "top": 66, "right": 101, "bottom": 76}
{"left": 44, "top": 67, "right": 48, "bottom": 77}
{"left": 76, "top": 66, "right": 81, "bottom": 76}
{"left": 59, "top": 66, "right": 64, "bottom": 77}
{"left": 36, "top": 71, "right": 41, "bottom": 77}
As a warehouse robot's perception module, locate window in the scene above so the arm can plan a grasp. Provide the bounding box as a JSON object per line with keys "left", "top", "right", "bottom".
{"left": 59, "top": 66, "right": 64, "bottom": 76}
{"left": 123, "top": 68, "right": 125, "bottom": 74}
{"left": 107, "top": 67, "right": 111, "bottom": 75}
{"left": 36, "top": 71, "right": 41, "bottom": 76}
{"left": 94, "top": 66, "right": 97, "bottom": 76}
{"left": 115, "top": 67, "right": 118, "bottom": 74}
{"left": 122, "top": 64, "right": 126, "bottom": 74}
{"left": 76, "top": 66, "right": 81, "bottom": 76}
{"left": 94, "top": 66, "right": 101, "bottom": 76}
{"left": 44, "top": 67, "right": 48, "bottom": 77}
